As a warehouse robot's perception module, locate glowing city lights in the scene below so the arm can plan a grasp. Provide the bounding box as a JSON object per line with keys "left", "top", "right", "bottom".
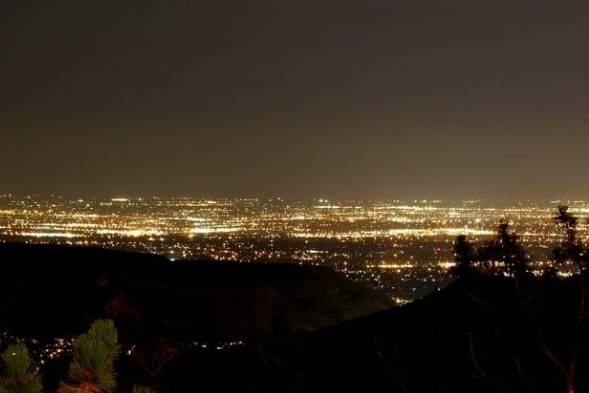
{"left": 0, "top": 195, "right": 585, "bottom": 301}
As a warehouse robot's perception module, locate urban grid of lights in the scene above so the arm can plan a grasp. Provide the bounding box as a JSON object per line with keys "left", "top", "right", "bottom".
{"left": 0, "top": 195, "right": 587, "bottom": 303}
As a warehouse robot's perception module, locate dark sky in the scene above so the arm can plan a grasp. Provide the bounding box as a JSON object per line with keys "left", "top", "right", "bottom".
{"left": 2, "top": 1, "right": 589, "bottom": 200}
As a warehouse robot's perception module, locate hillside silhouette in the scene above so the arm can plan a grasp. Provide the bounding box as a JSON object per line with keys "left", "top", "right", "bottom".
{"left": 0, "top": 243, "right": 392, "bottom": 392}
{"left": 297, "top": 274, "right": 588, "bottom": 393}
{"left": 0, "top": 243, "right": 391, "bottom": 339}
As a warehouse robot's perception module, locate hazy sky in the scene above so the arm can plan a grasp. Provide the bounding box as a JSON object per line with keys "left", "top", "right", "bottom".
{"left": 2, "top": 1, "right": 589, "bottom": 200}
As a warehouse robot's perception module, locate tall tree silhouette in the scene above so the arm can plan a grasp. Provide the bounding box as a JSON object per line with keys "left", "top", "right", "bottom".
{"left": 553, "top": 205, "right": 587, "bottom": 273}
{"left": 478, "top": 222, "right": 529, "bottom": 276}
{"left": 450, "top": 235, "right": 476, "bottom": 278}
{"left": 555, "top": 205, "right": 578, "bottom": 243}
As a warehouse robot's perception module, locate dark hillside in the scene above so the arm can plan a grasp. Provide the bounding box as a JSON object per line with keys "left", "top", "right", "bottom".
{"left": 0, "top": 243, "right": 393, "bottom": 392}
{"left": 0, "top": 243, "right": 391, "bottom": 339}
{"left": 296, "top": 274, "right": 589, "bottom": 393}
{"left": 3, "top": 243, "right": 585, "bottom": 393}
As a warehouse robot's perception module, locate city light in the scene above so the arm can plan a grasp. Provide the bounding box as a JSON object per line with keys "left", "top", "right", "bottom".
{"left": 0, "top": 195, "right": 584, "bottom": 301}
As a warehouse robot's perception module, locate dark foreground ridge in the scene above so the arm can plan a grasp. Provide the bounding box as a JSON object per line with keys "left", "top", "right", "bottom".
{"left": 298, "top": 274, "right": 589, "bottom": 393}
{"left": 0, "top": 243, "right": 391, "bottom": 338}
{"left": 0, "top": 243, "right": 391, "bottom": 392}
{"left": 0, "top": 243, "right": 587, "bottom": 393}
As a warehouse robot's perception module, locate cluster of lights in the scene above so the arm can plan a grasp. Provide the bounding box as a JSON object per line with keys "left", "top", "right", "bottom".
{"left": 188, "top": 340, "right": 245, "bottom": 351}
{"left": 0, "top": 328, "right": 242, "bottom": 372}
{"left": 0, "top": 331, "right": 73, "bottom": 365}
{"left": 0, "top": 195, "right": 587, "bottom": 301}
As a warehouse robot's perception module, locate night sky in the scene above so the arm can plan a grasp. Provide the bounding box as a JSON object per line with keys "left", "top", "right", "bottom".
{"left": 2, "top": 1, "right": 589, "bottom": 200}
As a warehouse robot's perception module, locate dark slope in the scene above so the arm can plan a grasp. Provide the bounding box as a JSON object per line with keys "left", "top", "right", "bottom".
{"left": 0, "top": 243, "right": 391, "bottom": 339}
{"left": 6, "top": 243, "right": 587, "bottom": 393}
{"left": 295, "top": 275, "right": 589, "bottom": 393}
{"left": 0, "top": 243, "right": 394, "bottom": 392}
